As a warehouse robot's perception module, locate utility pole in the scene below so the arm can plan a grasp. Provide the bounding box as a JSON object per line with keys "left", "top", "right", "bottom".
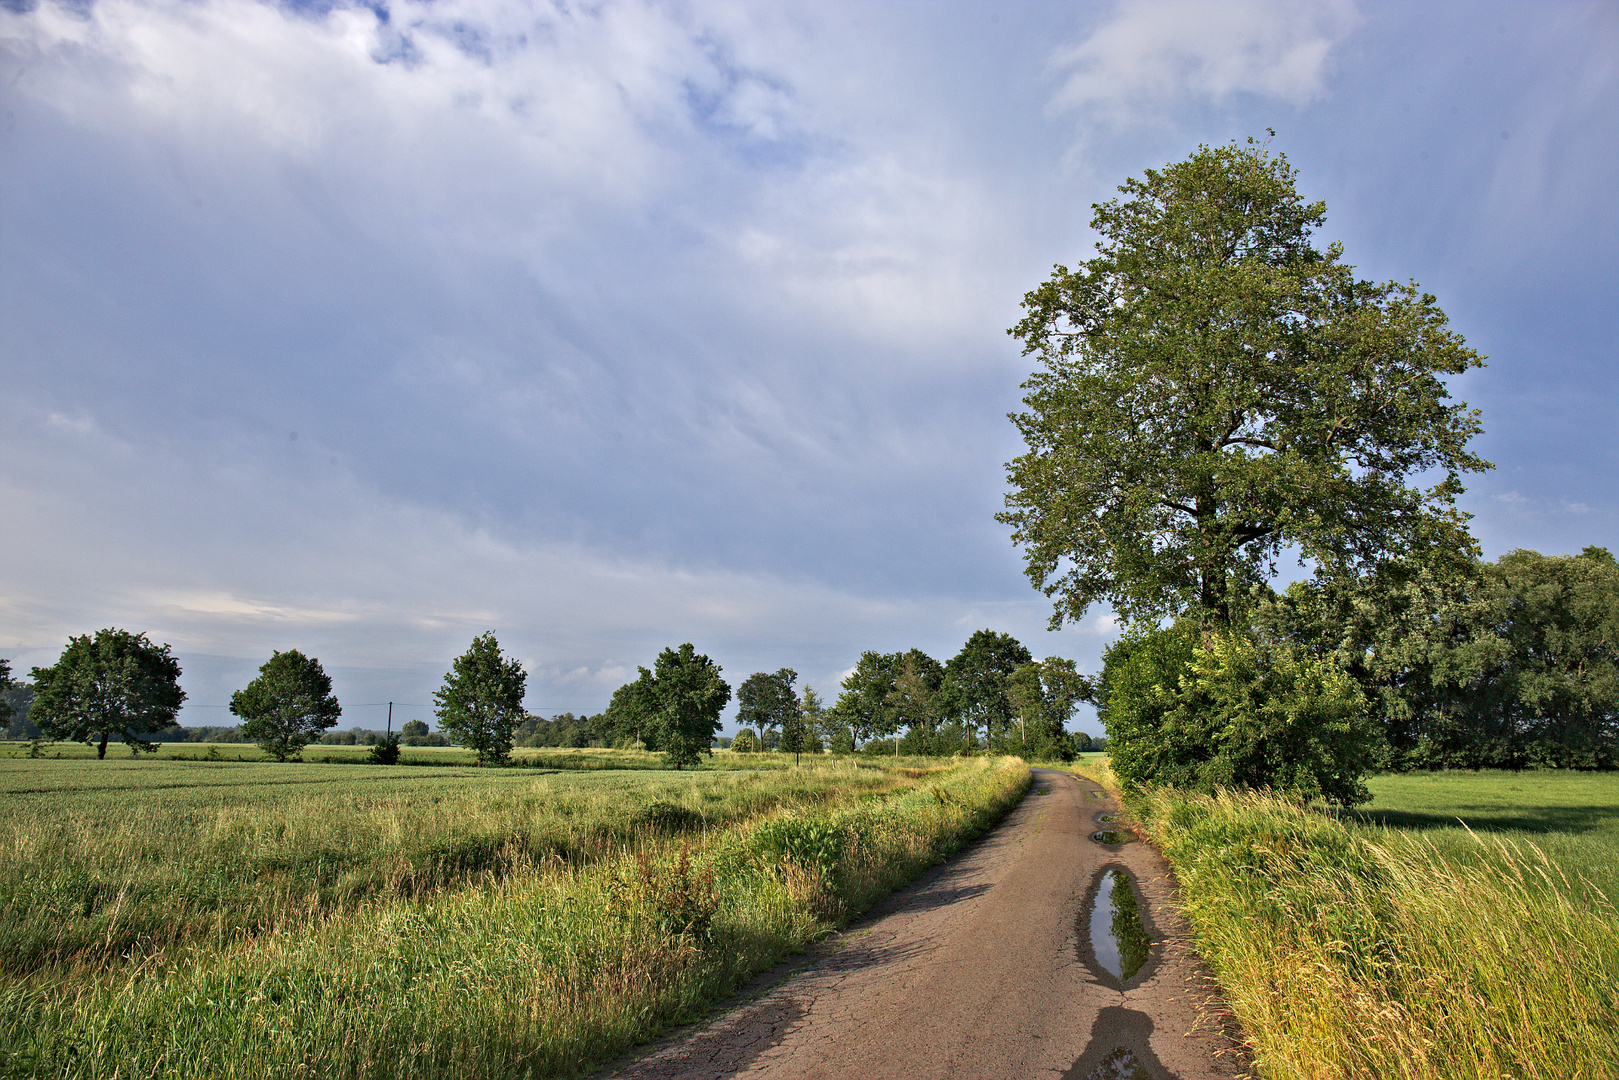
{"left": 387, "top": 702, "right": 393, "bottom": 735}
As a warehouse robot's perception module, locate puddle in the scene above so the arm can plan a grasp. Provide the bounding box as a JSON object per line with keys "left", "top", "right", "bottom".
{"left": 1086, "top": 790, "right": 1105, "bottom": 799}
{"left": 1085, "top": 1046, "right": 1152, "bottom": 1080}
{"left": 1089, "top": 869, "right": 1152, "bottom": 983}
{"left": 1091, "top": 830, "right": 1134, "bottom": 845}
{"left": 1036, "top": 787, "right": 1051, "bottom": 796}
{"left": 1096, "top": 812, "right": 1117, "bottom": 823}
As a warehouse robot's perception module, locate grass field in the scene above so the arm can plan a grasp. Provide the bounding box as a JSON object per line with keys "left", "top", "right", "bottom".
{"left": 1130, "top": 770, "right": 1619, "bottom": 1080}
{"left": 0, "top": 751, "right": 1029, "bottom": 1078}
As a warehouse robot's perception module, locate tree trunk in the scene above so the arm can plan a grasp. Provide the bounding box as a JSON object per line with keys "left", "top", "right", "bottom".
{"left": 97, "top": 731, "right": 109, "bottom": 759}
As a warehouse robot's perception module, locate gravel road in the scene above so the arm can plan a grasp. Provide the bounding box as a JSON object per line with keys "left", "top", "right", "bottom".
{"left": 602, "top": 767, "right": 1246, "bottom": 1080}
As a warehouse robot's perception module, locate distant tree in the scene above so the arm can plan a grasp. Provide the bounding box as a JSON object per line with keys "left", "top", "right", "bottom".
{"left": 1002, "top": 138, "right": 1488, "bottom": 635}
{"left": 433, "top": 632, "right": 528, "bottom": 766}
{"left": 833, "top": 651, "right": 901, "bottom": 749}
{"left": 230, "top": 649, "right": 342, "bottom": 762}
{"left": 730, "top": 727, "right": 759, "bottom": 753}
{"left": 944, "top": 631, "right": 1032, "bottom": 750}
{"left": 2, "top": 677, "right": 39, "bottom": 740}
{"left": 400, "top": 718, "right": 430, "bottom": 740}
{"left": 0, "top": 659, "right": 12, "bottom": 731}
{"left": 779, "top": 688, "right": 819, "bottom": 764}
{"left": 29, "top": 629, "right": 186, "bottom": 758}
{"left": 886, "top": 650, "right": 945, "bottom": 755}
{"left": 799, "top": 686, "right": 830, "bottom": 753}
{"left": 643, "top": 643, "right": 731, "bottom": 770}
{"left": 737, "top": 668, "right": 800, "bottom": 750}
{"left": 1005, "top": 657, "right": 1090, "bottom": 761}
{"left": 602, "top": 672, "right": 660, "bottom": 749}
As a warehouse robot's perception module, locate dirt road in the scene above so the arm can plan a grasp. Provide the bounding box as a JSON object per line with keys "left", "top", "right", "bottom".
{"left": 603, "top": 767, "right": 1245, "bottom": 1080}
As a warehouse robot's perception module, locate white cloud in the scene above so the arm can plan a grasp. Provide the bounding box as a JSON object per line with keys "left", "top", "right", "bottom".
{"left": 1049, "top": 0, "right": 1359, "bottom": 129}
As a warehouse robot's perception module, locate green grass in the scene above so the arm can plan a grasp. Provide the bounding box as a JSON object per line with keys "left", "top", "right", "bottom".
{"left": 1127, "top": 774, "right": 1619, "bottom": 1080}
{"left": 0, "top": 753, "right": 1030, "bottom": 1078}
{"left": 1352, "top": 770, "right": 1619, "bottom": 904}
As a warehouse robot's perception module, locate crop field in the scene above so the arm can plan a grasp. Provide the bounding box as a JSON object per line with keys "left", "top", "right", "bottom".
{"left": 1133, "top": 770, "right": 1619, "bottom": 1080}
{"left": 0, "top": 752, "right": 1030, "bottom": 1078}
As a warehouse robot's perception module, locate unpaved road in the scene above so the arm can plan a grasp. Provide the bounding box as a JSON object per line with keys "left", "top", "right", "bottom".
{"left": 603, "top": 768, "right": 1245, "bottom": 1080}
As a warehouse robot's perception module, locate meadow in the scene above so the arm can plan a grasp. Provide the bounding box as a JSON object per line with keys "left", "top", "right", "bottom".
{"left": 1131, "top": 770, "right": 1619, "bottom": 1080}
{"left": 0, "top": 750, "right": 1030, "bottom": 1078}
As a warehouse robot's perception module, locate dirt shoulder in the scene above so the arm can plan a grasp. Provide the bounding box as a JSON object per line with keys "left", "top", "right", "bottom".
{"left": 600, "top": 767, "right": 1246, "bottom": 1080}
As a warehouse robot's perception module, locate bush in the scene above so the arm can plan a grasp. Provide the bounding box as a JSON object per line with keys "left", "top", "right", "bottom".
{"left": 1101, "top": 623, "right": 1380, "bottom": 805}
{"left": 368, "top": 734, "right": 401, "bottom": 765}
{"left": 730, "top": 729, "right": 759, "bottom": 753}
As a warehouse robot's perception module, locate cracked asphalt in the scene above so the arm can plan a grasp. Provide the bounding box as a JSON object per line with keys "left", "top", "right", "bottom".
{"left": 601, "top": 767, "right": 1246, "bottom": 1080}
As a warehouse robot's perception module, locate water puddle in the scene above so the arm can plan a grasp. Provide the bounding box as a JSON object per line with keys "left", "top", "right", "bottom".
{"left": 1089, "top": 869, "right": 1151, "bottom": 983}
{"left": 1096, "top": 812, "right": 1117, "bottom": 823}
{"left": 1086, "top": 790, "right": 1105, "bottom": 799}
{"left": 1085, "top": 1047, "right": 1152, "bottom": 1080}
{"left": 1036, "top": 787, "right": 1051, "bottom": 796}
{"left": 1091, "top": 830, "right": 1134, "bottom": 845}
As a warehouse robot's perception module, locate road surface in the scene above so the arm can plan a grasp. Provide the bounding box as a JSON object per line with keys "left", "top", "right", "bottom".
{"left": 602, "top": 767, "right": 1246, "bottom": 1080}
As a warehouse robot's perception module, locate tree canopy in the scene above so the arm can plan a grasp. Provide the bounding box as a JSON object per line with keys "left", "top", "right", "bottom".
{"left": 230, "top": 649, "right": 343, "bottom": 762}
{"left": 433, "top": 632, "right": 528, "bottom": 766}
{"left": 643, "top": 643, "right": 730, "bottom": 769}
{"left": 29, "top": 629, "right": 187, "bottom": 758}
{"left": 943, "top": 630, "right": 1031, "bottom": 748}
{"left": 1001, "top": 138, "right": 1489, "bottom": 632}
{"left": 737, "top": 668, "right": 799, "bottom": 748}
{"left": 1006, "top": 657, "right": 1089, "bottom": 760}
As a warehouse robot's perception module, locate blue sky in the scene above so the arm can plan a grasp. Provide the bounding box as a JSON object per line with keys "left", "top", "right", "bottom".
{"left": 2, "top": 0, "right": 1614, "bottom": 736}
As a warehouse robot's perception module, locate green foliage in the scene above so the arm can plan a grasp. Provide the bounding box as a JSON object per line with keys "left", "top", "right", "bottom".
{"left": 644, "top": 643, "right": 731, "bottom": 770}
{"left": 737, "top": 668, "right": 799, "bottom": 749}
{"left": 943, "top": 629, "right": 1031, "bottom": 747}
{"left": 1005, "top": 657, "right": 1089, "bottom": 760}
{"left": 832, "top": 650, "right": 901, "bottom": 744}
{"left": 367, "top": 733, "right": 401, "bottom": 765}
{"left": 229, "top": 649, "right": 342, "bottom": 762}
{"left": 1100, "top": 622, "right": 1379, "bottom": 804}
{"left": 729, "top": 728, "right": 759, "bottom": 753}
{"left": 400, "top": 719, "right": 429, "bottom": 739}
{"left": 1002, "top": 137, "right": 1488, "bottom": 631}
{"left": 1257, "top": 546, "right": 1619, "bottom": 769}
{"left": 433, "top": 632, "right": 528, "bottom": 766}
{"left": 29, "top": 629, "right": 186, "bottom": 759}
{"left": 601, "top": 673, "right": 660, "bottom": 750}
{"left": 751, "top": 815, "right": 849, "bottom": 878}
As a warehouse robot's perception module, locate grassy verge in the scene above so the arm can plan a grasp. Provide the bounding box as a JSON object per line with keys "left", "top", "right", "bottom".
{"left": 1133, "top": 786, "right": 1619, "bottom": 1080}
{"left": 0, "top": 756, "right": 1028, "bottom": 1078}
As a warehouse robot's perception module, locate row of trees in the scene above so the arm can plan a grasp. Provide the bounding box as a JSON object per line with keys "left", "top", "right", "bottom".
{"left": 999, "top": 136, "right": 1614, "bottom": 801}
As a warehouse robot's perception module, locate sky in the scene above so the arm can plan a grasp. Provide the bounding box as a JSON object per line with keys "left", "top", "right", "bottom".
{"left": 2, "top": 0, "right": 1615, "bottom": 737}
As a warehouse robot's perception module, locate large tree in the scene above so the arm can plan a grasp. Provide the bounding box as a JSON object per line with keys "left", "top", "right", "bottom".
{"left": 736, "top": 668, "right": 799, "bottom": 750}
{"left": 643, "top": 643, "right": 730, "bottom": 770}
{"left": 433, "top": 632, "right": 528, "bottom": 766}
{"left": 230, "top": 649, "right": 343, "bottom": 761}
{"left": 943, "top": 630, "right": 1032, "bottom": 749}
{"left": 1005, "top": 657, "right": 1089, "bottom": 760}
{"left": 29, "top": 629, "right": 187, "bottom": 758}
{"left": 1001, "top": 137, "right": 1489, "bottom": 633}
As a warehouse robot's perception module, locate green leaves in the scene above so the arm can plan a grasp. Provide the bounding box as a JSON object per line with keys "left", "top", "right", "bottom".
{"left": 433, "top": 632, "right": 528, "bottom": 766}
{"left": 1003, "top": 139, "right": 1488, "bottom": 630}
{"left": 29, "top": 630, "right": 186, "bottom": 759}
{"left": 645, "top": 643, "right": 730, "bottom": 770}
{"left": 230, "top": 649, "right": 342, "bottom": 762}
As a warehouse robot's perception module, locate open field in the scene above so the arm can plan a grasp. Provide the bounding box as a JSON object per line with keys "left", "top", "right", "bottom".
{"left": 0, "top": 753, "right": 1029, "bottom": 1078}
{"left": 1129, "top": 771, "right": 1619, "bottom": 1080}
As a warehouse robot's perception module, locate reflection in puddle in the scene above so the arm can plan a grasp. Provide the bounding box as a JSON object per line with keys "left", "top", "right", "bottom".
{"left": 1091, "top": 830, "right": 1134, "bottom": 845}
{"left": 1086, "top": 1046, "right": 1152, "bottom": 1080}
{"left": 1089, "top": 869, "right": 1151, "bottom": 982}
{"left": 1096, "top": 812, "right": 1117, "bottom": 823}
{"left": 1036, "top": 788, "right": 1051, "bottom": 796}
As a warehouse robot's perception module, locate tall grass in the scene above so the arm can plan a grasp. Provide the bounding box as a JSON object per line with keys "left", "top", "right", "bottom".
{"left": 0, "top": 756, "right": 1028, "bottom": 1078}
{"left": 1136, "top": 787, "right": 1619, "bottom": 1080}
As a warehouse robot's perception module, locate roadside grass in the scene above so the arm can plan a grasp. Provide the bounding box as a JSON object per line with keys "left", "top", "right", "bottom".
{"left": 1132, "top": 782, "right": 1619, "bottom": 1080}
{"left": 0, "top": 754, "right": 1029, "bottom": 1078}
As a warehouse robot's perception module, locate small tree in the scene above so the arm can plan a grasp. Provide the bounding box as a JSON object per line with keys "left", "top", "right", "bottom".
{"left": 0, "top": 659, "right": 13, "bottom": 732}
{"left": 1006, "top": 657, "right": 1089, "bottom": 761}
{"left": 737, "top": 668, "right": 799, "bottom": 750}
{"left": 29, "top": 629, "right": 186, "bottom": 758}
{"left": 230, "top": 649, "right": 342, "bottom": 762}
{"left": 644, "top": 643, "right": 730, "bottom": 770}
{"left": 434, "top": 632, "right": 528, "bottom": 766}
{"left": 944, "top": 631, "right": 1032, "bottom": 750}
{"left": 799, "top": 686, "right": 830, "bottom": 753}
{"left": 730, "top": 727, "right": 760, "bottom": 753}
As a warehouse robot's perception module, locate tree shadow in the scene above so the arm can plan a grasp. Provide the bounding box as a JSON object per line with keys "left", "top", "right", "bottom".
{"left": 1346, "top": 804, "right": 1619, "bottom": 836}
